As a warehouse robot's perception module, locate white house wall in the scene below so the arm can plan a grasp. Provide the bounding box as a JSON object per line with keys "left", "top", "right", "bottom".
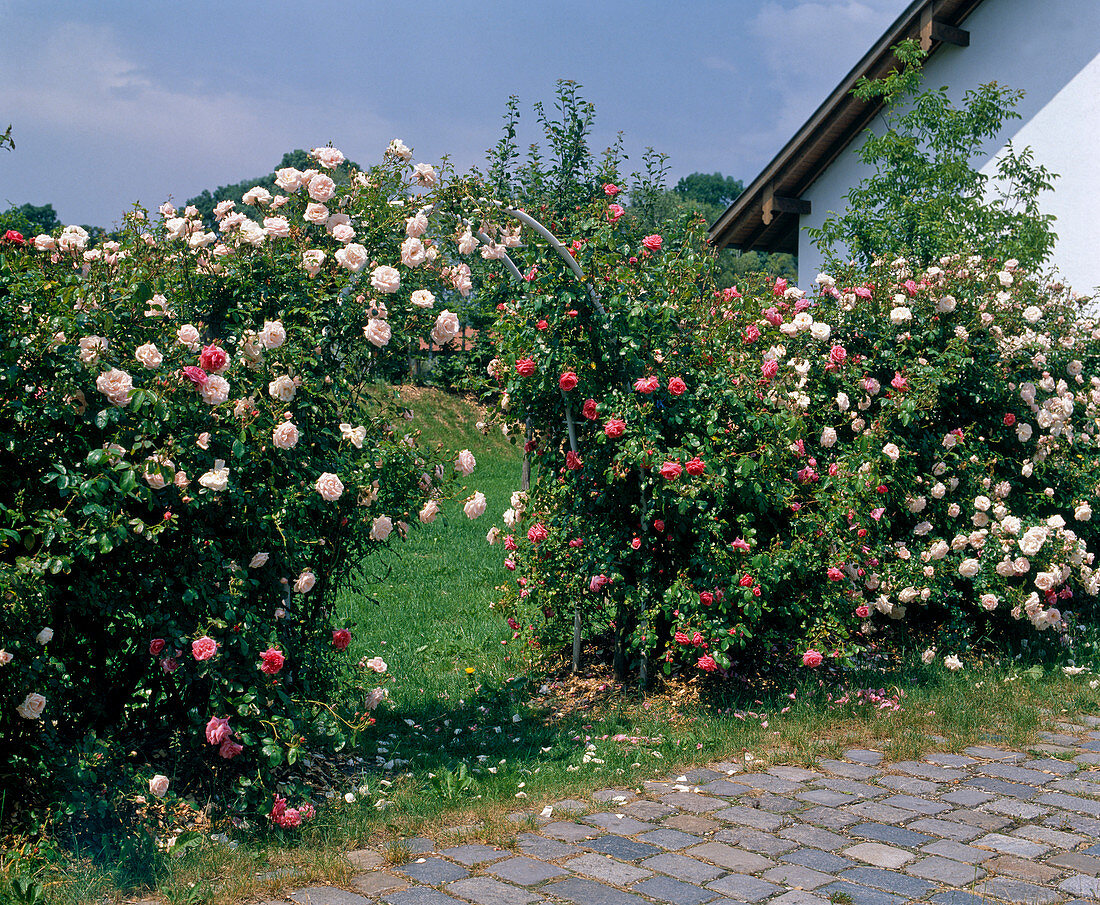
{"left": 796, "top": 0, "right": 1100, "bottom": 298}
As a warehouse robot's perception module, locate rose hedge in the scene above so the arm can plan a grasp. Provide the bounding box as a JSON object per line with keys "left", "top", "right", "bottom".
{"left": 476, "top": 184, "right": 1100, "bottom": 676}
{"left": 0, "top": 144, "right": 495, "bottom": 826}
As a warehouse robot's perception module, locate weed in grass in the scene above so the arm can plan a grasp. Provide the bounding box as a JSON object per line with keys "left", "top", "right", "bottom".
{"left": 384, "top": 842, "right": 412, "bottom": 866}
{"left": 828, "top": 893, "right": 855, "bottom": 905}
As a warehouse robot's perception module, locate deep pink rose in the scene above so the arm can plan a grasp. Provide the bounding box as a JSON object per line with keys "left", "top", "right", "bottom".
{"left": 260, "top": 647, "right": 286, "bottom": 675}
{"left": 697, "top": 654, "right": 718, "bottom": 672}
{"left": 743, "top": 324, "right": 761, "bottom": 344}
{"left": 604, "top": 418, "right": 626, "bottom": 438}
{"left": 1003, "top": 413, "right": 1016, "bottom": 426}
{"left": 856, "top": 605, "right": 870, "bottom": 618}
{"left": 218, "top": 738, "right": 243, "bottom": 759}
{"left": 685, "top": 457, "right": 705, "bottom": 476}
{"left": 603, "top": 183, "right": 621, "bottom": 197}
{"left": 527, "top": 523, "right": 549, "bottom": 544}
{"left": 659, "top": 460, "right": 682, "bottom": 481}
{"left": 160, "top": 657, "right": 178, "bottom": 674}
{"left": 332, "top": 629, "right": 351, "bottom": 651}
{"left": 802, "top": 649, "right": 824, "bottom": 667}
{"left": 763, "top": 307, "right": 782, "bottom": 326}
{"left": 182, "top": 366, "right": 208, "bottom": 387}
{"left": 582, "top": 398, "right": 598, "bottom": 420}
{"left": 830, "top": 345, "right": 847, "bottom": 365}
{"left": 699, "top": 591, "right": 713, "bottom": 606}
{"left": 3, "top": 230, "right": 25, "bottom": 245}
{"left": 761, "top": 359, "right": 779, "bottom": 380}
{"left": 642, "top": 234, "right": 662, "bottom": 252}
{"left": 668, "top": 377, "right": 686, "bottom": 396}
{"left": 633, "top": 376, "right": 659, "bottom": 394}
{"left": 515, "top": 357, "right": 536, "bottom": 377}
{"left": 199, "top": 344, "right": 229, "bottom": 373}
{"left": 149, "top": 638, "right": 165, "bottom": 656}
{"left": 565, "top": 451, "right": 582, "bottom": 471}
{"left": 192, "top": 635, "right": 217, "bottom": 661}
{"left": 559, "top": 371, "right": 578, "bottom": 392}
{"left": 827, "top": 567, "right": 844, "bottom": 581}
{"left": 608, "top": 203, "right": 624, "bottom": 223}
{"left": 205, "top": 715, "right": 231, "bottom": 745}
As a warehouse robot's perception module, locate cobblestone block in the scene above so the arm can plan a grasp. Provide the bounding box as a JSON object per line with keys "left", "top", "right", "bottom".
{"left": 583, "top": 814, "right": 654, "bottom": 835}
{"left": 631, "top": 876, "right": 719, "bottom": 905}
{"left": 686, "top": 842, "right": 776, "bottom": 873}
{"left": 1060, "top": 874, "right": 1100, "bottom": 897}
{"left": 796, "top": 806, "right": 858, "bottom": 830}
{"left": 761, "top": 863, "right": 835, "bottom": 889}
{"left": 919, "top": 839, "right": 996, "bottom": 863}
{"left": 709, "top": 805, "right": 785, "bottom": 832}
{"left": 636, "top": 828, "right": 700, "bottom": 850}
{"left": 515, "top": 834, "right": 580, "bottom": 861}
{"left": 351, "top": 873, "right": 409, "bottom": 897}
{"left": 984, "top": 797, "right": 1049, "bottom": 819}
{"left": 817, "top": 760, "right": 879, "bottom": 780}
{"left": 640, "top": 853, "right": 725, "bottom": 883}
{"left": 703, "top": 874, "right": 781, "bottom": 902}
{"left": 939, "top": 788, "right": 995, "bottom": 807}
{"left": 837, "top": 866, "right": 935, "bottom": 898}
{"left": 396, "top": 860, "right": 469, "bottom": 885}
{"left": 906, "top": 855, "right": 986, "bottom": 886}
{"left": 777, "top": 826, "right": 851, "bottom": 851}
{"left": 888, "top": 761, "right": 965, "bottom": 782}
{"left": 850, "top": 823, "right": 933, "bottom": 848}
{"left": 904, "top": 817, "right": 981, "bottom": 842}
{"left": 584, "top": 836, "right": 661, "bottom": 862}
{"left": 445, "top": 877, "right": 538, "bottom": 905}
{"left": 1048, "top": 851, "right": 1100, "bottom": 875}
{"left": 980, "top": 855, "right": 1061, "bottom": 883}
{"left": 440, "top": 845, "right": 509, "bottom": 866}
{"left": 712, "top": 827, "right": 796, "bottom": 855}
{"left": 623, "top": 800, "right": 677, "bottom": 821}
{"left": 488, "top": 857, "right": 568, "bottom": 886}
{"left": 973, "top": 877, "right": 1064, "bottom": 903}
{"left": 563, "top": 853, "right": 651, "bottom": 886}
{"left": 843, "top": 750, "right": 883, "bottom": 765}
{"left": 795, "top": 789, "right": 854, "bottom": 807}
{"left": 779, "top": 848, "right": 854, "bottom": 873}
{"left": 660, "top": 792, "right": 727, "bottom": 813}
{"left": 878, "top": 794, "right": 949, "bottom": 815}
{"left": 814, "top": 880, "right": 905, "bottom": 905}
{"left": 544, "top": 822, "right": 602, "bottom": 843}
{"left": 544, "top": 877, "right": 649, "bottom": 905}
{"left": 842, "top": 843, "right": 915, "bottom": 869}
{"left": 383, "top": 890, "right": 467, "bottom": 905}
{"left": 972, "top": 832, "right": 1050, "bottom": 858}
{"left": 873, "top": 775, "right": 940, "bottom": 795}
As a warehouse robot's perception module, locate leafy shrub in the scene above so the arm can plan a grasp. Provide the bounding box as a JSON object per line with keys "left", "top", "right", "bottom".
{"left": 0, "top": 143, "right": 488, "bottom": 827}
{"left": 477, "top": 180, "right": 1100, "bottom": 679}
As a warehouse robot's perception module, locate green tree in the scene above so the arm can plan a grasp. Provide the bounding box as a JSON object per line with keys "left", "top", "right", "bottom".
{"left": 0, "top": 202, "right": 61, "bottom": 236}
{"left": 808, "top": 40, "right": 1057, "bottom": 271}
{"left": 674, "top": 171, "right": 743, "bottom": 209}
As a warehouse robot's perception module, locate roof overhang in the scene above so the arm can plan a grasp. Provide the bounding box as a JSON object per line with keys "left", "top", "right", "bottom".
{"left": 708, "top": 0, "right": 986, "bottom": 256}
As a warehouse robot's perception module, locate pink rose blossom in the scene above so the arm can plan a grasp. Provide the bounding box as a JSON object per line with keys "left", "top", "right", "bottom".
{"left": 205, "top": 716, "right": 231, "bottom": 745}
{"left": 332, "top": 629, "right": 351, "bottom": 651}
{"left": 218, "top": 738, "right": 243, "bottom": 759}
{"left": 260, "top": 647, "right": 286, "bottom": 675}
{"left": 642, "top": 234, "right": 662, "bottom": 252}
{"left": 192, "top": 636, "right": 218, "bottom": 661}
{"left": 802, "top": 649, "right": 823, "bottom": 667}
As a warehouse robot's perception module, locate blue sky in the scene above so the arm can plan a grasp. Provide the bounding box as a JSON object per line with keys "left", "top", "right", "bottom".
{"left": 0, "top": 0, "right": 908, "bottom": 228}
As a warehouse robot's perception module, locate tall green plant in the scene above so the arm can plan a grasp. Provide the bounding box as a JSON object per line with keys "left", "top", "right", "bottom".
{"left": 808, "top": 40, "right": 1057, "bottom": 271}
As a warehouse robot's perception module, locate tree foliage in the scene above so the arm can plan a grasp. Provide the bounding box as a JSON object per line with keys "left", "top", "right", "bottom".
{"left": 809, "top": 40, "right": 1058, "bottom": 272}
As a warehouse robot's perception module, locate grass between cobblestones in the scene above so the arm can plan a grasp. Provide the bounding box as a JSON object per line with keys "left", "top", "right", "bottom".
{"left": 7, "top": 387, "right": 1099, "bottom": 905}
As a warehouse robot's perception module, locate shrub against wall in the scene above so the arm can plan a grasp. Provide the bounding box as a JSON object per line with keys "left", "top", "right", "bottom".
{"left": 477, "top": 181, "right": 1100, "bottom": 678}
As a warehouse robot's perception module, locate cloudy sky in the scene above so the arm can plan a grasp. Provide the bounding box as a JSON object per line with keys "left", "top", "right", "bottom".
{"left": 0, "top": 0, "right": 910, "bottom": 228}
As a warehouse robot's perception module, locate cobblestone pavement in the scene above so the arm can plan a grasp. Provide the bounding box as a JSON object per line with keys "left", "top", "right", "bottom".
{"left": 267, "top": 717, "right": 1100, "bottom": 905}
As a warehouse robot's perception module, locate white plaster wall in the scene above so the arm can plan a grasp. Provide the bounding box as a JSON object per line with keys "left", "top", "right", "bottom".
{"left": 797, "top": 0, "right": 1100, "bottom": 297}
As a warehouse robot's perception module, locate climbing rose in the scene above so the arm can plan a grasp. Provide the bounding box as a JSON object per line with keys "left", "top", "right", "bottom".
{"left": 205, "top": 716, "right": 231, "bottom": 745}
{"left": 315, "top": 472, "right": 344, "bottom": 501}
{"left": 697, "top": 654, "right": 718, "bottom": 672}
{"left": 634, "top": 376, "right": 660, "bottom": 394}
{"left": 659, "top": 461, "right": 682, "bottom": 480}
{"left": 527, "top": 523, "right": 549, "bottom": 544}
{"left": 199, "top": 344, "right": 228, "bottom": 373}
{"left": 455, "top": 449, "right": 476, "bottom": 476}
{"left": 515, "top": 358, "right": 536, "bottom": 377}
{"left": 260, "top": 647, "right": 286, "bottom": 675}
{"left": 582, "top": 399, "right": 598, "bottom": 420}
{"left": 332, "top": 629, "right": 351, "bottom": 651}
{"left": 802, "top": 649, "right": 823, "bottom": 667}
{"left": 761, "top": 359, "right": 779, "bottom": 380}
{"left": 559, "top": 371, "right": 578, "bottom": 392}
{"left": 642, "top": 234, "right": 662, "bottom": 252}
{"left": 685, "top": 457, "right": 705, "bottom": 476}
{"left": 604, "top": 418, "right": 626, "bottom": 438}
{"left": 668, "top": 377, "right": 687, "bottom": 396}
{"left": 192, "top": 636, "right": 218, "bottom": 661}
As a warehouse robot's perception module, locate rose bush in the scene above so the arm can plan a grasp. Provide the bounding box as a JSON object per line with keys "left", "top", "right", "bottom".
{"left": 471, "top": 177, "right": 1100, "bottom": 680}
{"left": 0, "top": 143, "right": 487, "bottom": 828}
